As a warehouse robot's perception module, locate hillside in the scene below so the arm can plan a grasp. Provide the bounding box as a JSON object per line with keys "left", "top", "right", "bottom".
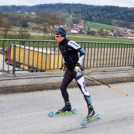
{"left": 84, "top": 21, "right": 119, "bottom": 30}
{"left": 0, "top": 4, "right": 134, "bottom": 29}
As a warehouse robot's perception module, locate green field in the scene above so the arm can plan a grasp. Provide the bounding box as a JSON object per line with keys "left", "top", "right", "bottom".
{"left": 0, "top": 33, "right": 134, "bottom": 44}
{"left": 22, "top": 34, "right": 133, "bottom": 43}
{"left": 67, "top": 35, "right": 134, "bottom": 43}
{"left": 84, "top": 21, "right": 119, "bottom": 30}
{"left": 16, "top": 13, "right": 38, "bottom": 18}
{"left": 65, "top": 16, "right": 73, "bottom": 25}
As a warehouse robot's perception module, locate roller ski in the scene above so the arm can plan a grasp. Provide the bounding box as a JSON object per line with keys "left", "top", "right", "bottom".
{"left": 48, "top": 102, "right": 77, "bottom": 117}
{"left": 81, "top": 114, "right": 101, "bottom": 126}
{"left": 81, "top": 104, "right": 101, "bottom": 126}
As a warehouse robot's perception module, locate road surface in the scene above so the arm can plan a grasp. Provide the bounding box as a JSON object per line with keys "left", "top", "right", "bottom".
{"left": 0, "top": 82, "right": 134, "bottom": 134}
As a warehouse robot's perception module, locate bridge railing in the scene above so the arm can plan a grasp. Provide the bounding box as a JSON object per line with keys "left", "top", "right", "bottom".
{"left": 0, "top": 39, "right": 134, "bottom": 74}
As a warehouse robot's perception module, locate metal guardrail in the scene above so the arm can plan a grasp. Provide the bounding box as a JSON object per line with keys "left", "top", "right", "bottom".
{"left": 0, "top": 39, "right": 134, "bottom": 74}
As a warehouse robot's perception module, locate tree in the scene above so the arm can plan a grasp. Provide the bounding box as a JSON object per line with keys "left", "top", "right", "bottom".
{"left": 41, "top": 12, "right": 64, "bottom": 39}
{"left": 0, "top": 10, "right": 12, "bottom": 50}
{"left": 22, "top": 22, "right": 29, "bottom": 28}
{"left": 0, "top": 11, "right": 3, "bottom": 27}
{"left": 17, "top": 28, "right": 31, "bottom": 45}
{"left": 0, "top": 11, "right": 12, "bottom": 39}
{"left": 1, "top": 18, "right": 12, "bottom": 39}
{"left": 17, "top": 28, "right": 31, "bottom": 40}
{"left": 99, "top": 29, "right": 108, "bottom": 36}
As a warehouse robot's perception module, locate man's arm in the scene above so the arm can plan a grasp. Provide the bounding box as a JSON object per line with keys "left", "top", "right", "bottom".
{"left": 68, "top": 40, "right": 85, "bottom": 65}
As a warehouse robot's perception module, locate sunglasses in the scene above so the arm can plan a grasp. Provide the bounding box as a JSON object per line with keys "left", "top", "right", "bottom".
{"left": 55, "top": 35, "right": 62, "bottom": 38}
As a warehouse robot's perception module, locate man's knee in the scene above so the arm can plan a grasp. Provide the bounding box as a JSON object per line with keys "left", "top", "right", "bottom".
{"left": 76, "top": 71, "right": 83, "bottom": 80}
{"left": 60, "top": 84, "right": 64, "bottom": 91}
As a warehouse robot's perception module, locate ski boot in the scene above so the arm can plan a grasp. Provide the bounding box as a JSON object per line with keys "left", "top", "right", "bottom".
{"left": 87, "top": 104, "right": 95, "bottom": 119}
{"left": 57, "top": 102, "right": 72, "bottom": 114}
{"left": 48, "top": 102, "right": 77, "bottom": 117}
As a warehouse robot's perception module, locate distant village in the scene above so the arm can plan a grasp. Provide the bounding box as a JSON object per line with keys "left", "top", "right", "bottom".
{"left": 55, "top": 24, "right": 134, "bottom": 40}
{"left": 17, "top": 11, "right": 134, "bottom": 40}
{"left": 17, "top": 11, "right": 36, "bottom": 15}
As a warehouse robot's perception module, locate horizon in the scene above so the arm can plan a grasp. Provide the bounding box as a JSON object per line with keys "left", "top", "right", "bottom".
{"left": 0, "top": 0, "right": 134, "bottom": 8}
{"left": 0, "top": 3, "right": 133, "bottom": 8}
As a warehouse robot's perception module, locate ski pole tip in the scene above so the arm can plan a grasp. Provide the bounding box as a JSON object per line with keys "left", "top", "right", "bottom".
{"left": 126, "top": 94, "right": 128, "bottom": 96}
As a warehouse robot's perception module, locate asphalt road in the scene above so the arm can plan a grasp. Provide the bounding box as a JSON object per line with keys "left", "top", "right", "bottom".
{"left": 0, "top": 82, "right": 134, "bottom": 134}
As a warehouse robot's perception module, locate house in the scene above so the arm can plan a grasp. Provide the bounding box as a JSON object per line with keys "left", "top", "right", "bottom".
{"left": 70, "top": 29, "right": 78, "bottom": 34}
{"left": 123, "top": 33, "right": 134, "bottom": 39}
{"left": 30, "top": 12, "right": 36, "bottom": 15}
{"left": 108, "top": 32, "right": 114, "bottom": 37}
{"left": 113, "top": 28, "right": 125, "bottom": 37}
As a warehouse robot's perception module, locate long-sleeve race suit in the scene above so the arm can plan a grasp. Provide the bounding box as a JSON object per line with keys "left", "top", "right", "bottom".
{"left": 59, "top": 38, "right": 91, "bottom": 106}
{"left": 59, "top": 38, "right": 85, "bottom": 69}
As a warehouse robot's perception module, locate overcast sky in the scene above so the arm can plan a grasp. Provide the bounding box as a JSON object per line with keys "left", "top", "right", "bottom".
{"left": 0, "top": 0, "right": 134, "bottom": 8}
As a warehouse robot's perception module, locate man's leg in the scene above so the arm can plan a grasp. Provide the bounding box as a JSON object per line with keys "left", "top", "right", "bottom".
{"left": 75, "top": 71, "right": 95, "bottom": 118}
{"left": 59, "top": 69, "right": 73, "bottom": 112}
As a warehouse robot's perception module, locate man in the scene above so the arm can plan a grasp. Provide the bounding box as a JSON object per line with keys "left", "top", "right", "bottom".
{"left": 55, "top": 27, "right": 95, "bottom": 119}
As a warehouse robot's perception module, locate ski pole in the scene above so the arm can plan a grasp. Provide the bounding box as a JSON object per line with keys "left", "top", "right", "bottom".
{"left": 83, "top": 72, "right": 128, "bottom": 96}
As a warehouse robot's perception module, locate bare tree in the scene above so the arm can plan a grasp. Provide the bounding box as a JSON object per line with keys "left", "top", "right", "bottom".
{"left": 1, "top": 18, "right": 12, "bottom": 39}
{"left": 17, "top": 28, "right": 30, "bottom": 39}
{"left": 16, "top": 28, "right": 31, "bottom": 45}
{"left": 99, "top": 28, "right": 108, "bottom": 36}
{"left": 0, "top": 11, "right": 12, "bottom": 50}
{"left": 0, "top": 11, "right": 3, "bottom": 26}
{"left": 41, "top": 12, "right": 64, "bottom": 39}
{"left": 0, "top": 11, "right": 12, "bottom": 38}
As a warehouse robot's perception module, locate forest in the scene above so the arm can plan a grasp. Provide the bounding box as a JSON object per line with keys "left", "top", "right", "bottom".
{"left": 0, "top": 3, "right": 134, "bottom": 29}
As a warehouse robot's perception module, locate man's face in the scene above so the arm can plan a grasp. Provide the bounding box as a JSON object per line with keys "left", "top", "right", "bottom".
{"left": 55, "top": 35, "right": 64, "bottom": 43}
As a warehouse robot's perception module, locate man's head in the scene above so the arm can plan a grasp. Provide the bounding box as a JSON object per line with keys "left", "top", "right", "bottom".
{"left": 55, "top": 28, "right": 66, "bottom": 43}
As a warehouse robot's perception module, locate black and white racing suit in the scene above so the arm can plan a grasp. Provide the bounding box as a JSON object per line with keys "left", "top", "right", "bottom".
{"left": 59, "top": 38, "right": 91, "bottom": 106}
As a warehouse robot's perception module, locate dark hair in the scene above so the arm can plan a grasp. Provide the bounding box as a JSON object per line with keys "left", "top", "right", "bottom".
{"left": 55, "top": 28, "right": 66, "bottom": 37}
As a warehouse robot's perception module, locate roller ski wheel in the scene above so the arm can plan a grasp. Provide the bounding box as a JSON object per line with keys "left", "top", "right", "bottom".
{"left": 81, "top": 114, "right": 101, "bottom": 126}
{"left": 48, "top": 108, "right": 77, "bottom": 117}
{"left": 72, "top": 108, "right": 77, "bottom": 114}
{"left": 48, "top": 111, "right": 54, "bottom": 117}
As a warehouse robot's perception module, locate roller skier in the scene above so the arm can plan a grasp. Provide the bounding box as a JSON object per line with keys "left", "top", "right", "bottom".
{"left": 55, "top": 28, "right": 95, "bottom": 119}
